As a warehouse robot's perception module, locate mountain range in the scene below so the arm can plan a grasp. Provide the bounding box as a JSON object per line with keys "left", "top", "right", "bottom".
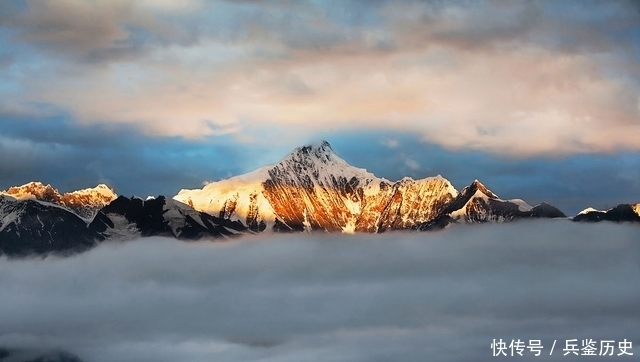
{"left": 0, "top": 182, "right": 116, "bottom": 220}
{"left": 1, "top": 141, "right": 638, "bottom": 256}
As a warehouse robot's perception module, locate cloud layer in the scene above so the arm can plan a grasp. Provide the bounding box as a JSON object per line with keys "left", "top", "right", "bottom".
{"left": 1, "top": 221, "right": 639, "bottom": 361}
{"left": 1, "top": 0, "right": 639, "bottom": 155}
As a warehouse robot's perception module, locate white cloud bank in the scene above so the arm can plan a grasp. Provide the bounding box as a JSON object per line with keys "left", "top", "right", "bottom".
{"left": 0, "top": 221, "right": 639, "bottom": 361}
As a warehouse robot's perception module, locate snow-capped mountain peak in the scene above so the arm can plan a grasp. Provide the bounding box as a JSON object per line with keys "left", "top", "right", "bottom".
{"left": 1, "top": 182, "right": 59, "bottom": 202}
{"left": 301, "top": 140, "right": 335, "bottom": 160}
{"left": 425, "top": 178, "right": 557, "bottom": 226}
{"left": 0, "top": 194, "right": 103, "bottom": 255}
{"left": 508, "top": 198, "right": 533, "bottom": 212}
{"left": 572, "top": 203, "right": 640, "bottom": 223}
{"left": 578, "top": 207, "right": 600, "bottom": 216}
{"left": 274, "top": 140, "right": 378, "bottom": 183}
{"left": 0, "top": 182, "right": 117, "bottom": 220}
{"left": 465, "top": 179, "right": 499, "bottom": 199}
{"left": 175, "top": 141, "right": 460, "bottom": 232}
{"left": 67, "top": 184, "right": 116, "bottom": 200}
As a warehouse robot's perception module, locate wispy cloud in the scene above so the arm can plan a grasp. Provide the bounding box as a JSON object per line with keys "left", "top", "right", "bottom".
{"left": 382, "top": 138, "right": 399, "bottom": 148}
{"left": 404, "top": 158, "right": 420, "bottom": 170}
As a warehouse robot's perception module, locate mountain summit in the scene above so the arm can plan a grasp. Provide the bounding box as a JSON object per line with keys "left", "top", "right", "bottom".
{"left": 573, "top": 203, "right": 640, "bottom": 222}
{"left": 175, "top": 141, "right": 563, "bottom": 233}
{"left": 0, "top": 182, "right": 117, "bottom": 220}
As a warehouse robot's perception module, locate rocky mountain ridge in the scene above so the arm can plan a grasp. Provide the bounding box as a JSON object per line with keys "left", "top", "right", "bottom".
{"left": 0, "top": 195, "right": 103, "bottom": 256}
{"left": 175, "top": 141, "right": 564, "bottom": 233}
{"left": 89, "top": 195, "right": 248, "bottom": 240}
{"left": 573, "top": 203, "right": 640, "bottom": 222}
{"left": 0, "top": 182, "right": 116, "bottom": 220}
{"left": 0, "top": 194, "right": 247, "bottom": 256}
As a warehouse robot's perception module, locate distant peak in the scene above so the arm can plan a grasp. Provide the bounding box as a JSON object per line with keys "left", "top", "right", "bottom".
{"left": 578, "top": 207, "right": 599, "bottom": 215}
{"left": 24, "top": 181, "right": 45, "bottom": 186}
{"left": 464, "top": 179, "right": 499, "bottom": 199}
{"left": 264, "top": 140, "right": 379, "bottom": 183}
{"left": 67, "top": 184, "right": 117, "bottom": 198}
{"left": 17, "top": 181, "right": 53, "bottom": 189}
{"left": 93, "top": 184, "right": 116, "bottom": 194}
{"left": 4, "top": 181, "right": 58, "bottom": 195}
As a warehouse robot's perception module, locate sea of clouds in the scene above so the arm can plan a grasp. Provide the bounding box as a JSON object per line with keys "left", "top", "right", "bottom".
{"left": 0, "top": 221, "right": 639, "bottom": 362}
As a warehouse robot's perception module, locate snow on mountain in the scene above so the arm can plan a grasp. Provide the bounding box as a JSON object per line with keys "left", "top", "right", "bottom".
{"left": 67, "top": 184, "right": 116, "bottom": 202}
{"left": 0, "top": 140, "right": 574, "bottom": 254}
{"left": 414, "top": 179, "right": 565, "bottom": 230}
{"left": 508, "top": 199, "right": 533, "bottom": 212}
{"left": 63, "top": 184, "right": 118, "bottom": 219}
{"left": 573, "top": 203, "right": 640, "bottom": 223}
{"left": 0, "top": 195, "right": 21, "bottom": 233}
{"left": 1, "top": 182, "right": 60, "bottom": 205}
{"left": 177, "top": 140, "right": 565, "bottom": 233}
{"left": 175, "top": 141, "right": 469, "bottom": 233}
{"left": 0, "top": 182, "right": 117, "bottom": 220}
{"left": 362, "top": 175, "right": 458, "bottom": 232}
{"left": 175, "top": 165, "right": 275, "bottom": 232}
{"left": 441, "top": 179, "right": 526, "bottom": 223}
{"left": 578, "top": 207, "right": 600, "bottom": 216}
{"left": 439, "top": 180, "right": 558, "bottom": 224}
{"left": 89, "top": 196, "right": 248, "bottom": 240}
{"left": 0, "top": 195, "right": 103, "bottom": 256}
{"left": 261, "top": 141, "right": 392, "bottom": 232}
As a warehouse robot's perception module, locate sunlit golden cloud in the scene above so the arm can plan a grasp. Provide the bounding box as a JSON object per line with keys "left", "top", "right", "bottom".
{"left": 1, "top": 0, "right": 638, "bottom": 156}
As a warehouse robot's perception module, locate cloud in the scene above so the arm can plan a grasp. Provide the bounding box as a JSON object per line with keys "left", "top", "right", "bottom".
{"left": 0, "top": 221, "right": 639, "bottom": 361}
{"left": 404, "top": 158, "right": 420, "bottom": 170}
{"left": 0, "top": 115, "right": 256, "bottom": 197}
{"left": 382, "top": 138, "right": 398, "bottom": 148}
{"left": 1, "top": 0, "right": 639, "bottom": 156}
{"left": 0, "top": 0, "right": 204, "bottom": 64}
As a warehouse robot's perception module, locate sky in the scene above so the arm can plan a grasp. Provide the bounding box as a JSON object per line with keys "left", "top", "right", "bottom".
{"left": 0, "top": 0, "right": 639, "bottom": 215}
{"left": 1, "top": 222, "right": 639, "bottom": 361}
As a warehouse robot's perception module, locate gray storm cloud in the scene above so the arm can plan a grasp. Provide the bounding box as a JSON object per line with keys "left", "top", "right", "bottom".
{"left": 0, "top": 221, "right": 639, "bottom": 361}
